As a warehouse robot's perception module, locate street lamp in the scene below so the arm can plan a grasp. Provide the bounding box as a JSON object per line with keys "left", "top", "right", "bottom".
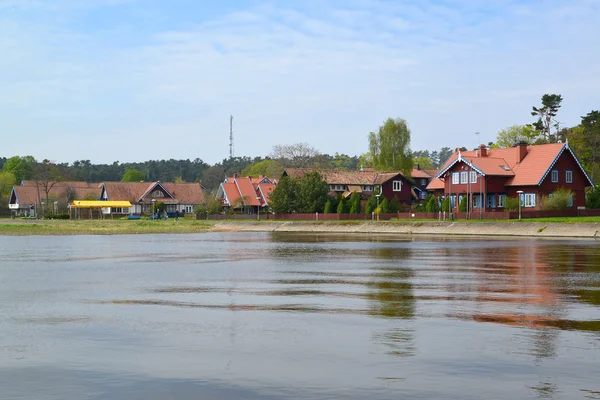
{"left": 516, "top": 190, "right": 523, "bottom": 220}
{"left": 257, "top": 196, "right": 261, "bottom": 221}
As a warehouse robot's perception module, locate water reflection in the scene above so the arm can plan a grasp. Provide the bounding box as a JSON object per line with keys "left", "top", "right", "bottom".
{"left": 1, "top": 233, "right": 599, "bottom": 400}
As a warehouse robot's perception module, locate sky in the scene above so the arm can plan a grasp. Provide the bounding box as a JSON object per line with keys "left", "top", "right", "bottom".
{"left": 1, "top": 0, "right": 599, "bottom": 165}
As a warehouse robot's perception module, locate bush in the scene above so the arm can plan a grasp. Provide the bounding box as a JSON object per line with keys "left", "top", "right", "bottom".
{"left": 542, "top": 187, "right": 574, "bottom": 210}
{"left": 45, "top": 212, "right": 70, "bottom": 220}
{"left": 458, "top": 196, "right": 467, "bottom": 212}
{"left": 505, "top": 197, "right": 520, "bottom": 211}
{"left": 441, "top": 197, "right": 450, "bottom": 212}
{"left": 586, "top": 186, "right": 600, "bottom": 209}
{"left": 337, "top": 197, "right": 347, "bottom": 214}
{"left": 426, "top": 196, "right": 440, "bottom": 212}
{"left": 398, "top": 202, "right": 410, "bottom": 212}
{"left": 349, "top": 192, "right": 361, "bottom": 214}
{"left": 365, "top": 195, "right": 377, "bottom": 214}
{"left": 388, "top": 196, "right": 400, "bottom": 213}
{"left": 323, "top": 200, "right": 332, "bottom": 214}
{"left": 379, "top": 198, "right": 390, "bottom": 214}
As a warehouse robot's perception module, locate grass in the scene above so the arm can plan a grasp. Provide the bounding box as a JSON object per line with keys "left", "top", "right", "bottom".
{"left": 0, "top": 218, "right": 213, "bottom": 235}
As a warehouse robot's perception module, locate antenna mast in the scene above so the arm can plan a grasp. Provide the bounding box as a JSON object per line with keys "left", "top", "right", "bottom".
{"left": 229, "top": 115, "right": 234, "bottom": 159}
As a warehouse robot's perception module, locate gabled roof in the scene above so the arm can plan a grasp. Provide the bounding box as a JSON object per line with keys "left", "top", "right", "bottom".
{"left": 431, "top": 143, "right": 594, "bottom": 188}
{"left": 236, "top": 177, "right": 260, "bottom": 206}
{"left": 101, "top": 181, "right": 205, "bottom": 203}
{"left": 257, "top": 183, "right": 275, "bottom": 206}
{"left": 284, "top": 168, "right": 408, "bottom": 185}
{"left": 10, "top": 182, "right": 101, "bottom": 205}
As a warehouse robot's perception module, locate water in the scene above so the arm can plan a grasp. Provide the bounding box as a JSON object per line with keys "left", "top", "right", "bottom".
{"left": 0, "top": 232, "right": 599, "bottom": 399}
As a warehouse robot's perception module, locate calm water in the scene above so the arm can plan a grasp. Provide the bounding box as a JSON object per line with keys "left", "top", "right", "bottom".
{"left": 0, "top": 233, "right": 599, "bottom": 399}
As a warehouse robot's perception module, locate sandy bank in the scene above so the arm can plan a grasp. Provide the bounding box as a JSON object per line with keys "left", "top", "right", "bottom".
{"left": 210, "top": 221, "right": 600, "bottom": 238}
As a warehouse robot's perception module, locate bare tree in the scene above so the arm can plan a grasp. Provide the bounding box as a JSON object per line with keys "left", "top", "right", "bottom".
{"left": 270, "top": 143, "right": 321, "bottom": 168}
{"left": 32, "top": 160, "right": 63, "bottom": 216}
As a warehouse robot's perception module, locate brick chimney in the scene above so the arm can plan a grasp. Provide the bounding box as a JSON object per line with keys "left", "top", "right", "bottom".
{"left": 514, "top": 141, "right": 528, "bottom": 162}
{"left": 478, "top": 144, "right": 487, "bottom": 158}
{"left": 415, "top": 163, "right": 420, "bottom": 170}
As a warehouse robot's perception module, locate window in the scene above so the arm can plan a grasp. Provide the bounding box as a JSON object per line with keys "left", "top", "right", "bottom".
{"left": 498, "top": 195, "right": 506, "bottom": 208}
{"left": 566, "top": 170, "right": 573, "bottom": 183}
{"left": 421, "top": 179, "right": 427, "bottom": 186}
{"left": 551, "top": 170, "right": 558, "bottom": 183}
{"left": 460, "top": 172, "right": 468, "bottom": 184}
{"left": 452, "top": 173, "right": 459, "bottom": 184}
{"left": 152, "top": 190, "right": 164, "bottom": 198}
{"left": 523, "top": 193, "right": 536, "bottom": 208}
{"left": 362, "top": 185, "right": 374, "bottom": 192}
{"left": 185, "top": 205, "right": 193, "bottom": 213}
{"left": 393, "top": 181, "right": 402, "bottom": 191}
{"left": 567, "top": 194, "right": 573, "bottom": 207}
{"left": 473, "top": 195, "right": 482, "bottom": 208}
{"left": 420, "top": 191, "right": 427, "bottom": 199}
{"left": 470, "top": 171, "right": 478, "bottom": 184}
{"left": 450, "top": 195, "right": 457, "bottom": 208}
{"left": 487, "top": 194, "right": 496, "bottom": 208}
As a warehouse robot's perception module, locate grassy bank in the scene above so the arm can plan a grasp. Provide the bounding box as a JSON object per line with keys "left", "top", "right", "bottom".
{"left": 0, "top": 219, "right": 213, "bottom": 235}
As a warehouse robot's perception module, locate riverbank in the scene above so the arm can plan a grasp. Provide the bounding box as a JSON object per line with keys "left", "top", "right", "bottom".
{"left": 0, "top": 219, "right": 599, "bottom": 238}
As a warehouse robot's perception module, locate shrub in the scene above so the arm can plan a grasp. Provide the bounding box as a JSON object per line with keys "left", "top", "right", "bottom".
{"left": 349, "top": 192, "right": 362, "bottom": 214}
{"left": 45, "top": 212, "right": 70, "bottom": 220}
{"left": 398, "top": 202, "right": 410, "bottom": 212}
{"left": 388, "top": 196, "right": 400, "bottom": 213}
{"left": 426, "top": 196, "right": 439, "bottom": 212}
{"left": 458, "top": 196, "right": 467, "bottom": 212}
{"left": 365, "top": 195, "right": 377, "bottom": 214}
{"left": 505, "top": 197, "right": 520, "bottom": 211}
{"left": 441, "top": 197, "right": 450, "bottom": 212}
{"left": 324, "top": 200, "right": 332, "bottom": 214}
{"left": 586, "top": 186, "right": 600, "bottom": 209}
{"left": 379, "top": 198, "right": 390, "bottom": 214}
{"left": 543, "top": 187, "right": 574, "bottom": 210}
{"left": 337, "top": 197, "right": 347, "bottom": 214}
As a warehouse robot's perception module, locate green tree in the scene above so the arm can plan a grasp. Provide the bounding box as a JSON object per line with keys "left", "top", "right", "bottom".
{"left": 365, "top": 195, "right": 377, "bottom": 214}
{"left": 413, "top": 157, "right": 433, "bottom": 170}
{"left": 388, "top": 195, "right": 400, "bottom": 213}
{"left": 337, "top": 197, "right": 347, "bottom": 214}
{"left": 586, "top": 186, "right": 600, "bottom": 209}
{"left": 295, "top": 172, "right": 329, "bottom": 213}
{"left": 531, "top": 94, "right": 563, "bottom": 142}
{"left": 458, "top": 195, "right": 467, "bottom": 212}
{"left": 2, "top": 155, "right": 36, "bottom": 182}
{"left": 121, "top": 168, "right": 145, "bottom": 182}
{"left": 379, "top": 198, "right": 390, "bottom": 214}
{"left": 569, "top": 111, "right": 600, "bottom": 183}
{"left": 323, "top": 200, "right": 332, "bottom": 213}
{"left": 495, "top": 125, "right": 540, "bottom": 148}
{"left": 441, "top": 196, "right": 450, "bottom": 212}
{"left": 426, "top": 196, "right": 440, "bottom": 212}
{"left": 505, "top": 197, "right": 520, "bottom": 211}
{"left": 349, "top": 192, "right": 361, "bottom": 213}
{"left": 240, "top": 159, "right": 284, "bottom": 178}
{"left": 368, "top": 117, "right": 413, "bottom": 176}
{"left": 0, "top": 171, "right": 15, "bottom": 197}
{"left": 269, "top": 176, "right": 297, "bottom": 214}
{"left": 194, "top": 192, "right": 223, "bottom": 215}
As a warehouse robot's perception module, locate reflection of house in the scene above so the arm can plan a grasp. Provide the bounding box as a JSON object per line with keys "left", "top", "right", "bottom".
{"left": 283, "top": 168, "right": 415, "bottom": 204}
{"left": 411, "top": 165, "right": 438, "bottom": 200}
{"left": 8, "top": 181, "right": 99, "bottom": 217}
{"left": 427, "top": 142, "right": 594, "bottom": 210}
{"left": 99, "top": 181, "right": 205, "bottom": 216}
{"left": 216, "top": 175, "right": 275, "bottom": 213}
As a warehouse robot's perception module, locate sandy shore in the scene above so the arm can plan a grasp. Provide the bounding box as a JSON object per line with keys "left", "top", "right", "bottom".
{"left": 209, "top": 221, "right": 600, "bottom": 238}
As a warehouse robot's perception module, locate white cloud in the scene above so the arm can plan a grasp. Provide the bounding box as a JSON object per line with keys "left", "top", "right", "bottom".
{"left": 1, "top": 0, "right": 599, "bottom": 164}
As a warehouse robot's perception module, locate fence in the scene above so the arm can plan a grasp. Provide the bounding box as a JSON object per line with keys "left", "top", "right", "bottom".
{"left": 200, "top": 208, "right": 600, "bottom": 221}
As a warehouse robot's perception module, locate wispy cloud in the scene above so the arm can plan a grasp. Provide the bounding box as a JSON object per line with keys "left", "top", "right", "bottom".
{"left": 1, "top": 0, "right": 599, "bottom": 164}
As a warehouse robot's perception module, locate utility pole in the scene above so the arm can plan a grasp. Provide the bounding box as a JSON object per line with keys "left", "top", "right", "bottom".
{"left": 229, "top": 115, "right": 234, "bottom": 159}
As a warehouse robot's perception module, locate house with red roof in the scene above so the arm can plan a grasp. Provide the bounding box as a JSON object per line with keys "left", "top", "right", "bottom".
{"left": 216, "top": 175, "right": 275, "bottom": 213}
{"left": 9, "top": 181, "right": 100, "bottom": 217}
{"left": 427, "top": 142, "right": 594, "bottom": 212}
{"left": 99, "top": 181, "right": 205, "bottom": 216}
{"left": 411, "top": 165, "right": 438, "bottom": 200}
{"left": 283, "top": 168, "right": 416, "bottom": 204}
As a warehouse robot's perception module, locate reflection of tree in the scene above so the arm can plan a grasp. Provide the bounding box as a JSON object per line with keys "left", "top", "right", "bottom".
{"left": 368, "top": 268, "right": 415, "bottom": 319}
{"left": 373, "top": 328, "right": 415, "bottom": 357}
{"left": 529, "top": 380, "right": 558, "bottom": 400}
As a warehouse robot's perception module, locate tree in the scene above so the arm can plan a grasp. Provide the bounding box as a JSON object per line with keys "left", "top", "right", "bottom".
{"left": 437, "top": 147, "right": 453, "bottom": 167}
{"left": 568, "top": 110, "right": 600, "bottom": 183}
{"left": 413, "top": 156, "right": 433, "bottom": 170}
{"left": 201, "top": 166, "right": 225, "bottom": 191}
{"left": 121, "top": 168, "right": 145, "bottom": 182}
{"left": 495, "top": 125, "right": 540, "bottom": 148}
{"left": 426, "top": 196, "right": 439, "bottom": 212}
{"left": 388, "top": 195, "right": 400, "bottom": 213}
{"left": 337, "top": 197, "right": 347, "bottom": 214}
{"left": 365, "top": 195, "right": 377, "bottom": 214}
{"left": 531, "top": 94, "right": 563, "bottom": 142}
{"left": 240, "top": 159, "right": 284, "bottom": 178}
{"left": 331, "top": 153, "right": 358, "bottom": 170}
{"left": 269, "top": 176, "right": 297, "bottom": 214}
{"left": 441, "top": 196, "right": 450, "bottom": 212}
{"left": 368, "top": 118, "right": 413, "bottom": 176}
{"left": 0, "top": 171, "right": 15, "bottom": 197}
{"left": 458, "top": 195, "right": 467, "bottom": 212}
{"left": 2, "top": 155, "right": 36, "bottom": 183}
{"left": 324, "top": 200, "right": 332, "bottom": 213}
{"left": 295, "top": 172, "right": 329, "bottom": 213}
{"left": 586, "top": 186, "right": 600, "bottom": 209}
{"left": 349, "top": 192, "right": 361, "bottom": 214}
{"left": 358, "top": 152, "right": 374, "bottom": 169}
{"left": 378, "top": 198, "right": 390, "bottom": 214}
{"left": 271, "top": 143, "right": 321, "bottom": 168}
{"left": 194, "top": 192, "right": 223, "bottom": 215}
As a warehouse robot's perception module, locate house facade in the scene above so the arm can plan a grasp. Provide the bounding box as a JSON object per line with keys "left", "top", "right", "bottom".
{"left": 100, "top": 181, "right": 205, "bottom": 216}
{"left": 411, "top": 166, "right": 438, "bottom": 200}
{"left": 8, "top": 181, "right": 100, "bottom": 217}
{"left": 216, "top": 175, "right": 275, "bottom": 213}
{"left": 283, "top": 168, "right": 415, "bottom": 204}
{"left": 427, "top": 142, "right": 594, "bottom": 211}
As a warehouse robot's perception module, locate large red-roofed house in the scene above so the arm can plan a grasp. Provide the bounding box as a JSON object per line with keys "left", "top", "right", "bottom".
{"left": 427, "top": 142, "right": 594, "bottom": 211}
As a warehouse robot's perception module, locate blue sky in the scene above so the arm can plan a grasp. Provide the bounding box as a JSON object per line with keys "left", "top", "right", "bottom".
{"left": 1, "top": 0, "right": 599, "bottom": 165}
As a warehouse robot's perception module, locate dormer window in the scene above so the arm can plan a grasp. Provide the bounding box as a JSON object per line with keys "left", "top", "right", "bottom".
{"left": 152, "top": 190, "right": 164, "bottom": 198}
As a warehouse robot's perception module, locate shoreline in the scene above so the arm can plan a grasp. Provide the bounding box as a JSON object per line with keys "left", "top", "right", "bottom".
{"left": 0, "top": 219, "right": 599, "bottom": 238}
